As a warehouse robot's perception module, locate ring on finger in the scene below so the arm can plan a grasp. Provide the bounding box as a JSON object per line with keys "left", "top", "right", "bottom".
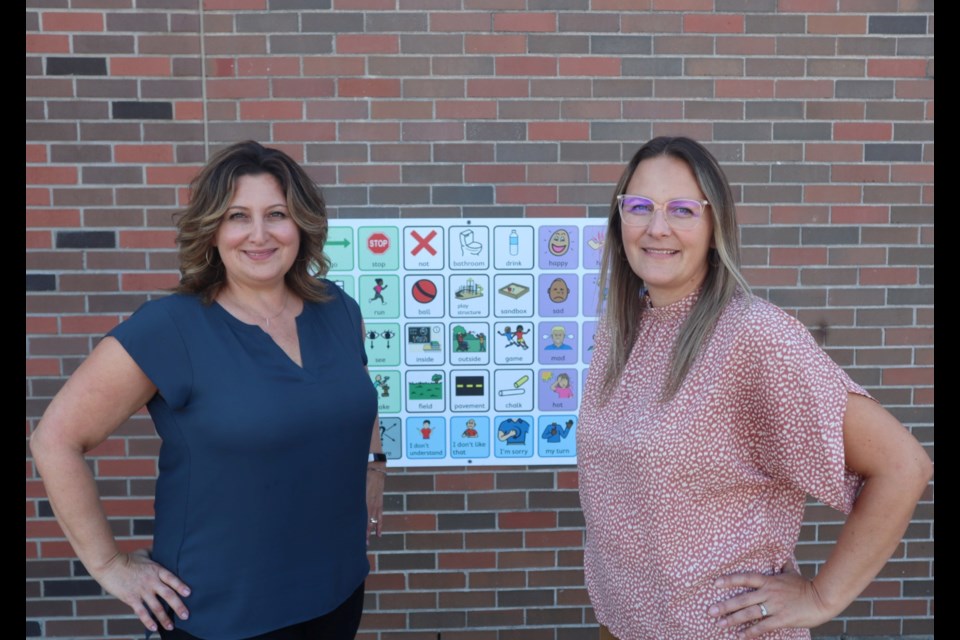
{"left": 758, "top": 603, "right": 769, "bottom": 619}
{"left": 370, "top": 517, "right": 379, "bottom": 524}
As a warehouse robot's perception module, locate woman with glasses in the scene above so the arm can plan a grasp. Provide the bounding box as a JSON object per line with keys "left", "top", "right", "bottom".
{"left": 577, "top": 136, "right": 931, "bottom": 639}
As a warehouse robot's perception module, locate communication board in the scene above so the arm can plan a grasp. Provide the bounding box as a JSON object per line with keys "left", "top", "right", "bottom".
{"left": 323, "top": 219, "right": 607, "bottom": 467}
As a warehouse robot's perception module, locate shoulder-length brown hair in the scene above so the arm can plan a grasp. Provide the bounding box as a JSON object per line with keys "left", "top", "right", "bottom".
{"left": 174, "top": 140, "right": 331, "bottom": 304}
{"left": 596, "top": 136, "right": 751, "bottom": 401}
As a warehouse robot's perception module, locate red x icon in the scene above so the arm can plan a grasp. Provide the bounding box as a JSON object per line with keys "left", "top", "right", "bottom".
{"left": 410, "top": 229, "right": 438, "bottom": 256}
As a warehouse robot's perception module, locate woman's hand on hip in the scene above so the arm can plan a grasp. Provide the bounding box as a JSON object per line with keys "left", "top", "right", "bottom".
{"left": 708, "top": 562, "right": 833, "bottom": 639}
{"left": 94, "top": 549, "right": 191, "bottom": 633}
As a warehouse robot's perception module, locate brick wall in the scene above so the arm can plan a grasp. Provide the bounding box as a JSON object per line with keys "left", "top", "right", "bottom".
{"left": 26, "top": 2, "right": 934, "bottom": 638}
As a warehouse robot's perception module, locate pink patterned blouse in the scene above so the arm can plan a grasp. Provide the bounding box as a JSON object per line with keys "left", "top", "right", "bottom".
{"left": 578, "top": 290, "right": 867, "bottom": 639}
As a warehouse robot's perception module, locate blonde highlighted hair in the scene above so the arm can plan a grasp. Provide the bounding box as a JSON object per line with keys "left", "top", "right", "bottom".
{"left": 174, "top": 140, "right": 331, "bottom": 304}
{"left": 596, "top": 136, "right": 751, "bottom": 401}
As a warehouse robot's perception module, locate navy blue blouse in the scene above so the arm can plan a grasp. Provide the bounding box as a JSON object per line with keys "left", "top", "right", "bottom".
{"left": 110, "top": 283, "right": 377, "bottom": 639}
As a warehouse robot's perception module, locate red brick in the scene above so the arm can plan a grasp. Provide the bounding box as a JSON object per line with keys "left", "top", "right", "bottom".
{"left": 559, "top": 57, "right": 620, "bottom": 77}
{"left": 768, "top": 205, "right": 827, "bottom": 224}
{"left": 742, "top": 267, "right": 800, "bottom": 287}
{"left": 883, "top": 368, "right": 933, "bottom": 386}
{"left": 715, "top": 79, "right": 774, "bottom": 99}
{"left": 525, "top": 530, "right": 582, "bottom": 548}
{"left": 337, "top": 34, "right": 400, "bottom": 54}
{"left": 27, "top": 209, "right": 82, "bottom": 228}
{"left": 119, "top": 230, "right": 177, "bottom": 249}
{"left": 683, "top": 14, "right": 744, "bottom": 33}
{"left": 891, "top": 164, "right": 934, "bottom": 183}
{"left": 436, "top": 100, "right": 498, "bottom": 119}
{"left": 26, "top": 145, "right": 47, "bottom": 163}
{"left": 779, "top": 0, "right": 836, "bottom": 9}
{"left": 60, "top": 315, "right": 121, "bottom": 334}
{"left": 26, "top": 316, "right": 58, "bottom": 334}
{"left": 385, "top": 513, "right": 437, "bottom": 531}
{"left": 97, "top": 458, "right": 157, "bottom": 477}
{"left": 915, "top": 388, "right": 934, "bottom": 405}
{"left": 273, "top": 122, "right": 337, "bottom": 142}
{"left": 896, "top": 79, "right": 934, "bottom": 99}
{"left": 528, "top": 122, "right": 588, "bottom": 141}
{"left": 830, "top": 206, "right": 889, "bottom": 224}
{"left": 465, "top": 164, "right": 526, "bottom": 183}
{"left": 208, "top": 78, "right": 271, "bottom": 99}
{"left": 235, "top": 56, "right": 299, "bottom": 77}
{"left": 498, "top": 511, "right": 556, "bottom": 529}
{"left": 122, "top": 273, "right": 179, "bottom": 291}
{"left": 493, "top": 12, "right": 555, "bottom": 32}
{"left": 42, "top": 11, "right": 104, "bottom": 31}
{"left": 303, "top": 56, "right": 366, "bottom": 76}
{"left": 467, "top": 78, "right": 529, "bottom": 98}
{"left": 110, "top": 57, "right": 171, "bottom": 76}
{"left": 27, "top": 166, "right": 79, "bottom": 185}
{"left": 145, "top": 166, "right": 199, "bottom": 186}
{"left": 716, "top": 36, "right": 776, "bottom": 55}
{"left": 272, "top": 79, "right": 336, "bottom": 98}
{"left": 438, "top": 551, "right": 497, "bottom": 569}
{"left": 496, "top": 185, "right": 557, "bottom": 204}
{"left": 498, "top": 550, "right": 555, "bottom": 568}
{"left": 859, "top": 268, "right": 918, "bottom": 286}
{"left": 239, "top": 100, "right": 303, "bottom": 120}
{"left": 770, "top": 248, "right": 828, "bottom": 266}
{"left": 114, "top": 144, "right": 174, "bottom": 164}
{"left": 775, "top": 79, "right": 833, "bottom": 99}
{"left": 431, "top": 12, "right": 491, "bottom": 32}
{"left": 436, "top": 472, "right": 496, "bottom": 491}
{"left": 101, "top": 498, "right": 154, "bottom": 517}
{"left": 805, "top": 143, "right": 864, "bottom": 162}
{"left": 27, "top": 358, "right": 61, "bottom": 376}
{"left": 87, "top": 439, "right": 126, "bottom": 457}
{"left": 834, "top": 122, "right": 893, "bottom": 141}
{"left": 339, "top": 78, "right": 401, "bottom": 98}
{"left": 869, "top": 59, "right": 929, "bottom": 78}
{"left": 465, "top": 34, "right": 525, "bottom": 53}
{"left": 495, "top": 56, "right": 557, "bottom": 76}
{"left": 808, "top": 14, "right": 866, "bottom": 34}
{"left": 208, "top": 57, "right": 235, "bottom": 77}
{"left": 885, "top": 328, "right": 933, "bottom": 347}
{"left": 27, "top": 33, "right": 71, "bottom": 53}
{"left": 831, "top": 164, "right": 889, "bottom": 183}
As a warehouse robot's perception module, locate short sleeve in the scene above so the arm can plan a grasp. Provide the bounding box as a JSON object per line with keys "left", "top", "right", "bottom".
{"left": 739, "top": 304, "right": 867, "bottom": 514}
{"left": 108, "top": 298, "right": 193, "bottom": 410}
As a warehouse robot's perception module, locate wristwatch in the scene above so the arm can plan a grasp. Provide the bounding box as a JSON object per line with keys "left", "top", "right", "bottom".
{"left": 368, "top": 453, "right": 387, "bottom": 463}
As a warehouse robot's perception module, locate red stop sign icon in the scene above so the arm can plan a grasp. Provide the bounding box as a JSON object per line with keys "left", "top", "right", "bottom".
{"left": 367, "top": 232, "right": 390, "bottom": 254}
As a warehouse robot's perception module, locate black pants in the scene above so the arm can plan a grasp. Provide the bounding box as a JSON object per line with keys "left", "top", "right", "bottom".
{"left": 157, "top": 581, "right": 365, "bottom": 640}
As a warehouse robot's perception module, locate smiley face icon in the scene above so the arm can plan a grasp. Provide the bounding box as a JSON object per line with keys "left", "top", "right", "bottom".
{"left": 548, "top": 277, "right": 570, "bottom": 303}
{"left": 548, "top": 229, "right": 571, "bottom": 256}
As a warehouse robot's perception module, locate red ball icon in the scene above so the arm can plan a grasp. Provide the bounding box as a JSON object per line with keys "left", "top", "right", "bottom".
{"left": 411, "top": 279, "right": 437, "bottom": 303}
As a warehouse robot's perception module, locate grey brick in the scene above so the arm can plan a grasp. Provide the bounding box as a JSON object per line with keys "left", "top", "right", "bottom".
{"left": 301, "top": 12, "right": 363, "bottom": 32}
{"left": 76, "top": 78, "right": 138, "bottom": 99}
{"left": 49, "top": 143, "right": 110, "bottom": 163}
{"left": 887, "top": 287, "right": 934, "bottom": 306}
{"left": 26, "top": 274, "right": 56, "bottom": 292}
{"left": 496, "top": 143, "right": 557, "bottom": 162}
{"left": 333, "top": 206, "right": 401, "bottom": 219}
{"left": 593, "top": 78, "right": 653, "bottom": 98}
{"left": 528, "top": 34, "right": 590, "bottom": 54}
{"left": 269, "top": 0, "right": 332, "bottom": 9}
{"left": 438, "top": 512, "right": 496, "bottom": 530}
{"left": 745, "top": 101, "right": 803, "bottom": 120}
{"left": 402, "top": 164, "right": 463, "bottom": 184}
{"left": 435, "top": 56, "right": 493, "bottom": 76}
{"left": 409, "top": 611, "right": 466, "bottom": 629}
{"left": 770, "top": 164, "right": 828, "bottom": 183}
{"left": 71, "top": 34, "right": 132, "bottom": 55}
{"left": 498, "top": 589, "right": 554, "bottom": 607}
{"left": 745, "top": 15, "right": 804, "bottom": 34}
{"left": 369, "top": 55, "right": 430, "bottom": 76}
{"left": 370, "top": 186, "right": 430, "bottom": 205}
{"left": 26, "top": 10, "right": 39, "bottom": 30}
{"left": 45, "top": 57, "right": 107, "bottom": 76}
{"left": 723, "top": 164, "right": 769, "bottom": 184}
{"left": 716, "top": 0, "right": 776, "bottom": 10}
{"left": 237, "top": 12, "right": 300, "bottom": 32}
{"left": 864, "top": 144, "right": 923, "bottom": 162}
{"left": 653, "top": 79, "right": 714, "bottom": 98}
{"left": 686, "top": 101, "right": 743, "bottom": 120}
{"left": 106, "top": 12, "right": 169, "bottom": 32}
{"left": 25, "top": 57, "right": 42, "bottom": 77}
{"left": 837, "top": 37, "right": 896, "bottom": 56}
{"left": 742, "top": 185, "right": 802, "bottom": 203}
{"left": 773, "top": 122, "right": 831, "bottom": 141}
{"left": 308, "top": 143, "right": 369, "bottom": 164}
{"left": 558, "top": 185, "right": 612, "bottom": 205}
{"left": 746, "top": 58, "right": 804, "bottom": 78}
{"left": 143, "top": 122, "right": 205, "bottom": 142}
{"left": 367, "top": 13, "right": 427, "bottom": 32}
{"left": 559, "top": 142, "right": 620, "bottom": 162}
{"left": 461, "top": 205, "right": 524, "bottom": 219}
{"left": 501, "top": 100, "right": 560, "bottom": 119}
{"left": 623, "top": 57, "right": 682, "bottom": 77}
{"left": 891, "top": 205, "right": 933, "bottom": 225}
{"left": 112, "top": 101, "right": 173, "bottom": 120}
{"left": 466, "top": 123, "right": 525, "bottom": 142}
{"left": 869, "top": 15, "right": 927, "bottom": 34}
{"left": 208, "top": 123, "right": 272, "bottom": 143}
{"left": 268, "top": 34, "right": 333, "bottom": 54}
{"left": 801, "top": 227, "right": 860, "bottom": 245}
{"left": 48, "top": 101, "right": 110, "bottom": 120}
{"left": 741, "top": 227, "right": 799, "bottom": 246}
{"left": 401, "top": 34, "right": 462, "bottom": 54}
{"left": 435, "top": 143, "right": 495, "bottom": 163}
{"left": 807, "top": 58, "right": 865, "bottom": 78}
{"left": 889, "top": 247, "right": 933, "bottom": 266}
{"left": 433, "top": 186, "right": 492, "bottom": 205}
{"left": 590, "top": 35, "right": 652, "bottom": 55}
{"left": 715, "top": 122, "right": 771, "bottom": 141}
{"left": 82, "top": 166, "right": 143, "bottom": 185}
{"left": 893, "top": 123, "right": 934, "bottom": 142}
{"left": 767, "top": 288, "right": 827, "bottom": 308}
{"left": 836, "top": 80, "right": 895, "bottom": 99}
{"left": 702, "top": 142, "right": 743, "bottom": 163}
{"left": 377, "top": 552, "right": 436, "bottom": 570}
{"left": 590, "top": 122, "right": 652, "bottom": 141}
{"left": 141, "top": 79, "right": 203, "bottom": 99}
{"left": 170, "top": 12, "right": 201, "bottom": 33}
{"left": 898, "top": 37, "right": 935, "bottom": 56}
{"left": 919, "top": 268, "right": 933, "bottom": 285}
{"left": 559, "top": 12, "right": 618, "bottom": 32}
{"left": 865, "top": 101, "right": 925, "bottom": 121}
{"left": 399, "top": 206, "right": 461, "bottom": 218}
{"left": 776, "top": 36, "right": 836, "bottom": 56}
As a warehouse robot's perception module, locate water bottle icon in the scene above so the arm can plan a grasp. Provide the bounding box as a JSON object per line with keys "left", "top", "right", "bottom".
{"left": 509, "top": 229, "right": 519, "bottom": 256}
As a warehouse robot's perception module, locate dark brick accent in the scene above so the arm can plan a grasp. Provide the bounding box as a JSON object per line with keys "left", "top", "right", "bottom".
{"left": 55, "top": 231, "right": 116, "bottom": 249}
{"left": 43, "top": 578, "right": 103, "bottom": 597}
{"left": 26, "top": 274, "right": 56, "bottom": 292}
{"left": 622, "top": 57, "right": 683, "bottom": 77}
{"left": 26, "top": 621, "right": 41, "bottom": 637}
{"left": 45, "top": 57, "right": 107, "bottom": 76}
{"left": 864, "top": 144, "right": 923, "bottom": 162}
{"left": 801, "top": 227, "right": 860, "bottom": 245}
{"left": 111, "top": 101, "right": 173, "bottom": 120}
{"left": 836, "top": 80, "right": 895, "bottom": 99}
{"left": 438, "top": 512, "right": 496, "bottom": 530}
{"left": 269, "top": 0, "right": 333, "bottom": 9}
{"left": 869, "top": 15, "right": 928, "bottom": 34}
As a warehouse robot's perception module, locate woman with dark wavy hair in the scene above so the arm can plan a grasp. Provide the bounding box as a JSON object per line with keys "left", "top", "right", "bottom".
{"left": 31, "top": 141, "right": 385, "bottom": 639}
{"left": 577, "top": 136, "right": 931, "bottom": 639}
